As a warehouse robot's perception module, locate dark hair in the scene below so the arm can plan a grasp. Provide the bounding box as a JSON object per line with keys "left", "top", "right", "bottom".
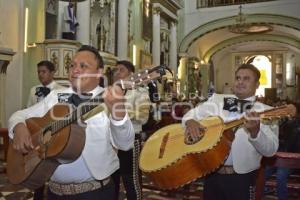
{"left": 116, "top": 60, "right": 135, "bottom": 73}
{"left": 37, "top": 60, "right": 55, "bottom": 72}
{"left": 77, "top": 45, "right": 104, "bottom": 69}
{"left": 235, "top": 63, "right": 261, "bottom": 81}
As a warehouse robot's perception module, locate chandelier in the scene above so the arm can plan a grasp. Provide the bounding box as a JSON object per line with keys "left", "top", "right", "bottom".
{"left": 229, "top": 5, "right": 272, "bottom": 34}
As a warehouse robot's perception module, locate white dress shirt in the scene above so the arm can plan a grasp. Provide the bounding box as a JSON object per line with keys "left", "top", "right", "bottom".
{"left": 27, "top": 81, "right": 65, "bottom": 107}
{"left": 8, "top": 86, "right": 135, "bottom": 183}
{"left": 124, "top": 87, "right": 150, "bottom": 134}
{"left": 182, "top": 93, "right": 279, "bottom": 174}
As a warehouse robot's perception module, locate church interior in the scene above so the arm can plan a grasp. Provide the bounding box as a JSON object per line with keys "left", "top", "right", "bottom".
{"left": 0, "top": 0, "right": 300, "bottom": 199}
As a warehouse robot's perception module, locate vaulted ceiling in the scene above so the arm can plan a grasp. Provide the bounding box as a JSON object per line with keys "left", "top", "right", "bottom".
{"left": 179, "top": 14, "right": 300, "bottom": 62}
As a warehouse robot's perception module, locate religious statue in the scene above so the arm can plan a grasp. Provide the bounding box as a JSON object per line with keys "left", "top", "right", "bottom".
{"left": 160, "top": 32, "right": 169, "bottom": 66}
{"left": 62, "top": 2, "right": 79, "bottom": 40}
{"left": 46, "top": 0, "right": 56, "bottom": 14}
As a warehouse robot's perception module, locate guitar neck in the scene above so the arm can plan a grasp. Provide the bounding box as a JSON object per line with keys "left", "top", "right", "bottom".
{"left": 47, "top": 65, "right": 169, "bottom": 135}
{"left": 223, "top": 105, "right": 293, "bottom": 131}
{"left": 224, "top": 118, "right": 245, "bottom": 130}
{"left": 51, "top": 93, "right": 105, "bottom": 133}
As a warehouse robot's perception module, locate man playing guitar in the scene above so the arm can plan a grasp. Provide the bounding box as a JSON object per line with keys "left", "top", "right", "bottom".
{"left": 8, "top": 45, "right": 135, "bottom": 199}
{"left": 183, "top": 63, "right": 279, "bottom": 200}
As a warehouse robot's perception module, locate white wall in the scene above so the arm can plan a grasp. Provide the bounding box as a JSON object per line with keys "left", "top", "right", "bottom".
{"left": 0, "top": 0, "right": 24, "bottom": 127}
{"left": 76, "top": 1, "right": 90, "bottom": 45}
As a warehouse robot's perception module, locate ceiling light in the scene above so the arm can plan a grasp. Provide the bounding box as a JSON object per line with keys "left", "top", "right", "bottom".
{"left": 229, "top": 5, "right": 273, "bottom": 34}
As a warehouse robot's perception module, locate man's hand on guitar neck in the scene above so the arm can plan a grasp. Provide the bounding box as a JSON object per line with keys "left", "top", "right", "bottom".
{"left": 103, "top": 85, "right": 126, "bottom": 121}
{"left": 185, "top": 119, "right": 206, "bottom": 144}
{"left": 244, "top": 111, "right": 260, "bottom": 138}
{"left": 13, "top": 123, "right": 34, "bottom": 154}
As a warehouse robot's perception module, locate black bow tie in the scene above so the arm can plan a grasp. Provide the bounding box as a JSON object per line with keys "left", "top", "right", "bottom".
{"left": 68, "top": 93, "right": 92, "bottom": 107}
{"left": 35, "top": 87, "right": 51, "bottom": 97}
{"left": 223, "top": 97, "right": 253, "bottom": 113}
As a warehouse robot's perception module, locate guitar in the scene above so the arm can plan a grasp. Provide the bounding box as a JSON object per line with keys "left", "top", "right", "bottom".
{"left": 139, "top": 104, "right": 296, "bottom": 190}
{"left": 7, "top": 65, "right": 169, "bottom": 189}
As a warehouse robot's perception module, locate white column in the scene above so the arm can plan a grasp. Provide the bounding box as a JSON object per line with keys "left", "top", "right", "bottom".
{"left": 117, "top": 0, "right": 129, "bottom": 60}
{"left": 152, "top": 7, "right": 161, "bottom": 66}
{"left": 76, "top": 1, "right": 90, "bottom": 44}
{"left": 178, "top": 54, "right": 188, "bottom": 98}
{"left": 169, "top": 22, "right": 177, "bottom": 74}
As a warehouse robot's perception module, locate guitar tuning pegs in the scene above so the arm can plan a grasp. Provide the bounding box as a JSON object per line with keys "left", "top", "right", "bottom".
{"left": 151, "top": 80, "right": 156, "bottom": 87}
{"left": 131, "top": 82, "right": 135, "bottom": 88}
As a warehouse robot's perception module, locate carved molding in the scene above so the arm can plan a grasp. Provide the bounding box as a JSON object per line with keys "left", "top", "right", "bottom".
{"left": 153, "top": 7, "right": 162, "bottom": 15}
{"left": 0, "top": 47, "right": 15, "bottom": 74}
{"left": 42, "top": 39, "right": 81, "bottom": 79}
{"left": 0, "top": 61, "right": 9, "bottom": 74}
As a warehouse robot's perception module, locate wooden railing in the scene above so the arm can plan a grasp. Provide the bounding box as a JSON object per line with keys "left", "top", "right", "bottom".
{"left": 197, "top": 0, "right": 276, "bottom": 8}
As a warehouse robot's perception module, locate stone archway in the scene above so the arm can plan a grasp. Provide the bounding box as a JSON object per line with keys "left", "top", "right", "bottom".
{"left": 203, "top": 34, "right": 300, "bottom": 62}
{"left": 179, "top": 14, "right": 300, "bottom": 57}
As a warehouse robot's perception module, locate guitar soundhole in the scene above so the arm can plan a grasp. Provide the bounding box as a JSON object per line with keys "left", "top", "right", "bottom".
{"left": 42, "top": 127, "right": 53, "bottom": 145}
{"left": 185, "top": 131, "right": 205, "bottom": 145}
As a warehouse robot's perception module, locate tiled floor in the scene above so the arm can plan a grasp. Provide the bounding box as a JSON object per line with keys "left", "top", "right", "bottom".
{"left": 0, "top": 151, "right": 298, "bottom": 200}
{"left": 0, "top": 166, "right": 202, "bottom": 200}
{"left": 0, "top": 166, "right": 289, "bottom": 200}
{"left": 0, "top": 146, "right": 204, "bottom": 200}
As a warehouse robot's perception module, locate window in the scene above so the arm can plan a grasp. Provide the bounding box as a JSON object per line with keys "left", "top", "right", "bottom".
{"left": 249, "top": 55, "right": 272, "bottom": 96}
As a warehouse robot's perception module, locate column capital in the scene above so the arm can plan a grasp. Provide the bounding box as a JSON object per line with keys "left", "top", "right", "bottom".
{"left": 153, "top": 7, "right": 162, "bottom": 15}
{"left": 170, "top": 21, "right": 178, "bottom": 27}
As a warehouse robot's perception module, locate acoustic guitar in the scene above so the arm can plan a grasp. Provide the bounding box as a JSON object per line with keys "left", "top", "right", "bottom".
{"left": 139, "top": 104, "right": 296, "bottom": 190}
{"left": 7, "top": 65, "right": 169, "bottom": 189}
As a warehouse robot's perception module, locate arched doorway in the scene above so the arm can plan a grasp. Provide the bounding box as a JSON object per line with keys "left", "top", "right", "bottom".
{"left": 247, "top": 55, "right": 272, "bottom": 97}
